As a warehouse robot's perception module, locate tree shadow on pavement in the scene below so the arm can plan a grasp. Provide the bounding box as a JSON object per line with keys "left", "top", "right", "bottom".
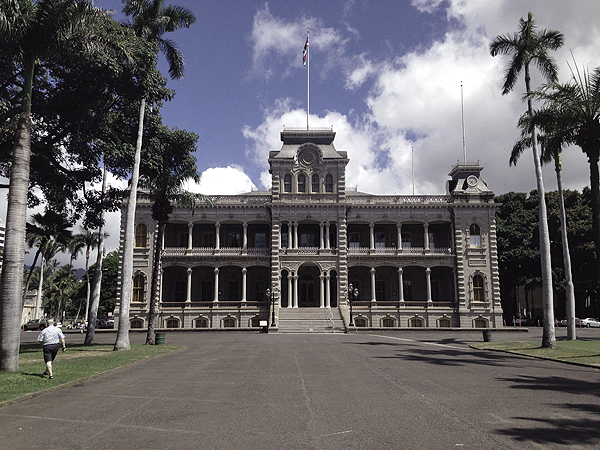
{"left": 496, "top": 415, "right": 600, "bottom": 446}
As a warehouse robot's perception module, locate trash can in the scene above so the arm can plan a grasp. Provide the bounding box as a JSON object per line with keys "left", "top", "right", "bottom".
{"left": 482, "top": 330, "right": 492, "bottom": 342}
{"left": 155, "top": 332, "right": 166, "bottom": 345}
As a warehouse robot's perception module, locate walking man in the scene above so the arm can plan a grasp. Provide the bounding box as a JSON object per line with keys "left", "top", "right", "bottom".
{"left": 37, "top": 319, "right": 66, "bottom": 379}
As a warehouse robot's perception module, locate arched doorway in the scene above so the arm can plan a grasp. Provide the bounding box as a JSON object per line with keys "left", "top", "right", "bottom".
{"left": 298, "top": 265, "right": 320, "bottom": 307}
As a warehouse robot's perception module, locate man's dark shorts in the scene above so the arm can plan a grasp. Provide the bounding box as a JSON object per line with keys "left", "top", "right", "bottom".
{"left": 43, "top": 344, "right": 60, "bottom": 363}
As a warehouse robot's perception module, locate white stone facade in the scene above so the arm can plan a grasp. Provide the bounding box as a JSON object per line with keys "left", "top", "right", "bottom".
{"left": 114, "top": 128, "right": 503, "bottom": 330}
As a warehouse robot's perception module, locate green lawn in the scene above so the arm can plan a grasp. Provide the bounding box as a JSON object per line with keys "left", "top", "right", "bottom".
{"left": 472, "top": 340, "right": 600, "bottom": 367}
{"left": 0, "top": 343, "right": 180, "bottom": 404}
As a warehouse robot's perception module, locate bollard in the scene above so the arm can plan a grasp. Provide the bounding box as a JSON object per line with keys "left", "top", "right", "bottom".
{"left": 482, "top": 330, "right": 492, "bottom": 342}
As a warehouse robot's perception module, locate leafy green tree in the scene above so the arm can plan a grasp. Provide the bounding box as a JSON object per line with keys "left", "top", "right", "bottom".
{"left": 116, "top": 0, "right": 196, "bottom": 352}
{"left": 490, "top": 12, "right": 564, "bottom": 348}
{"left": 0, "top": 0, "right": 140, "bottom": 372}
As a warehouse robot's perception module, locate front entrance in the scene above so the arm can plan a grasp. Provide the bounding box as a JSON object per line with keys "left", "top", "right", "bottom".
{"left": 298, "top": 265, "right": 320, "bottom": 307}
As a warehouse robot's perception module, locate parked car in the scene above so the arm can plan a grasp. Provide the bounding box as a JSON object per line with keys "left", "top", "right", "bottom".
{"left": 513, "top": 316, "right": 533, "bottom": 326}
{"left": 23, "top": 319, "right": 47, "bottom": 330}
{"left": 579, "top": 318, "right": 600, "bottom": 328}
{"left": 106, "top": 318, "right": 114, "bottom": 329}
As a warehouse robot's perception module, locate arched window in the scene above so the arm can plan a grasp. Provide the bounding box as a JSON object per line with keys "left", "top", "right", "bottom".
{"left": 438, "top": 317, "right": 451, "bottom": 328}
{"left": 135, "top": 223, "right": 147, "bottom": 248}
{"left": 325, "top": 174, "right": 334, "bottom": 192}
{"left": 382, "top": 317, "right": 395, "bottom": 327}
{"left": 223, "top": 317, "right": 236, "bottom": 328}
{"left": 251, "top": 317, "right": 261, "bottom": 327}
{"left": 473, "top": 274, "right": 485, "bottom": 302}
{"left": 474, "top": 318, "right": 487, "bottom": 328}
{"left": 166, "top": 318, "right": 179, "bottom": 328}
{"left": 354, "top": 317, "right": 368, "bottom": 327}
{"left": 130, "top": 319, "right": 143, "bottom": 329}
{"left": 195, "top": 318, "right": 208, "bottom": 328}
{"left": 311, "top": 174, "right": 319, "bottom": 192}
{"left": 410, "top": 317, "right": 424, "bottom": 327}
{"left": 298, "top": 174, "right": 306, "bottom": 193}
{"left": 469, "top": 223, "right": 481, "bottom": 248}
{"left": 284, "top": 174, "right": 292, "bottom": 192}
{"left": 133, "top": 274, "right": 145, "bottom": 302}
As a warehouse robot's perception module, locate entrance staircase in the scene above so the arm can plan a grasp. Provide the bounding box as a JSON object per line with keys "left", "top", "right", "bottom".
{"left": 277, "top": 307, "right": 346, "bottom": 333}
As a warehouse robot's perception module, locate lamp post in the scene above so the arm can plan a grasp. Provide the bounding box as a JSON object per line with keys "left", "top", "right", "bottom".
{"left": 266, "top": 287, "right": 276, "bottom": 328}
{"left": 348, "top": 283, "right": 358, "bottom": 327}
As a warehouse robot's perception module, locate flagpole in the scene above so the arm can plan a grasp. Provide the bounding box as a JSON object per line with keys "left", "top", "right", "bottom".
{"left": 461, "top": 81, "right": 466, "bottom": 163}
{"left": 306, "top": 29, "right": 310, "bottom": 130}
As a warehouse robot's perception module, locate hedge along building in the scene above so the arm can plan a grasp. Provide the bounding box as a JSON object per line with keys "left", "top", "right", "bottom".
{"left": 113, "top": 127, "right": 503, "bottom": 331}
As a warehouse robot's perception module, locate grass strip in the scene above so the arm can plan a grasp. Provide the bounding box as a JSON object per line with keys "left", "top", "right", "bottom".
{"left": 471, "top": 340, "right": 600, "bottom": 367}
{"left": 0, "top": 342, "right": 180, "bottom": 404}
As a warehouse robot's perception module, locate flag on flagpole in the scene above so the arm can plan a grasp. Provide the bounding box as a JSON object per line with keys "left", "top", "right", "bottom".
{"left": 302, "top": 31, "right": 309, "bottom": 66}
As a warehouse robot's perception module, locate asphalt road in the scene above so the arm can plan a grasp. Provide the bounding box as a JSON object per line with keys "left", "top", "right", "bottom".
{"left": 3, "top": 328, "right": 600, "bottom": 449}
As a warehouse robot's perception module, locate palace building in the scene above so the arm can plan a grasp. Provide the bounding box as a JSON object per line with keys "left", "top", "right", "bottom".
{"left": 114, "top": 127, "right": 503, "bottom": 331}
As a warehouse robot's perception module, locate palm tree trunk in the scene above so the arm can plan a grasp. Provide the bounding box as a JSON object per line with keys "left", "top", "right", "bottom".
{"left": 0, "top": 53, "right": 35, "bottom": 372}
{"left": 85, "top": 165, "right": 108, "bottom": 345}
{"left": 525, "top": 66, "right": 556, "bottom": 348}
{"left": 84, "top": 249, "right": 91, "bottom": 323}
{"left": 146, "top": 220, "right": 165, "bottom": 345}
{"left": 555, "top": 155, "right": 576, "bottom": 340}
{"left": 587, "top": 150, "right": 600, "bottom": 319}
{"left": 35, "top": 257, "right": 46, "bottom": 319}
{"left": 22, "top": 248, "right": 42, "bottom": 307}
{"left": 114, "top": 98, "right": 146, "bottom": 351}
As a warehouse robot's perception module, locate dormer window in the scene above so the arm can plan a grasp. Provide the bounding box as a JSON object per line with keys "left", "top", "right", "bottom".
{"left": 311, "top": 174, "right": 319, "bottom": 192}
{"left": 325, "top": 174, "right": 334, "bottom": 192}
{"left": 284, "top": 174, "right": 292, "bottom": 192}
{"left": 298, "top": 174, "right": 306, "bottom": 193}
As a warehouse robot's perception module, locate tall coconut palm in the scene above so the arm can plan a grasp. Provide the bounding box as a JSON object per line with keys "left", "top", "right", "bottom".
{"left": 526, "top": 65, "right": 600, "bottom": 320}
{"left": 140, "top": 122, "right": 208, "bottom": 344}
{"left": 512, "top": 126, "right": 576, "bottom": 340}
{"left": 0, "top": 0, "right": 139, "bottom": 371}
{"left": 85, "top": 164, "right": 109, "bottom": 345}
{"left": 70, "top": 227, "right": 101, "bottom": 324}
{"left": 115, "top": 0, "right": 196, "bottom": 351}
{"left": 490, "top": 12, "right": 564, "bottom": 348}
{"left": 24, "top": 211, "right": 72, "bottom": 319}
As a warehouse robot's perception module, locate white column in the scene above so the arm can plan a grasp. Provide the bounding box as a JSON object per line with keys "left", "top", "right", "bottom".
{"left": 287, "top": 222, "right": 292, "bottom": 249}
{"left": 293, "top": 221, "right": 298, "bottom": 249}
{"left": 397, "top": 223, "right": 402, "bottom": 253}
{"left": 215, "top": 222, "right": 221, "bottom": 250}
{"left": 186, "top": 268, "right": 192, "bottom": 302}
{"left": 242, "top": 222, "right": 248, "bottom": 250}
{"left": 325, "top": 272, "right": 331, "bottom": 308}
{"left": 319, "top": 222, "right": 324, "bottom": 249}
{"left": 293, "top": 274, "right": 299, "bottom": 308}
{"left": 371, "top": 267, "right": 376, "bottom": 302}
{"left": 319, "top": 274, "right": 325, "bottom": 308}
{"left": 424, "top": 223, "right": 430, "bottom": 251}
{"left": 369, "top": 222, "right": 375, "bottom": 251}
{"left": 188, "top": 222, "right": 193, "bottom": 250}
{"left": 241, "top": 267, "right": 247, "bottom": 302}
{"left": 426, "top": 267, "right": 432, "bottom": 303}
{"left": 287, "top": 273, "right": 293, "bottom": 308}
{"left": 398, "top": 268, "right": 404, "bottom": 304}
{"left": 325, "top": 221, "right": 330, "bottom": 249}
{"left": 213, "top": 268, "right": 219, "bottom": 302}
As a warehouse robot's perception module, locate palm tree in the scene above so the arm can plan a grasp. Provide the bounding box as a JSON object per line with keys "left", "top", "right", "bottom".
{"left": 0, "top": 0, "right": 139, "bottom": 371}
{"left": 71, "top": 227, "right": 100, "bottom": 323}
{"left": 23, "top": 211, "right": 72, "bottom": 319}
{"left": 512, "top": 127, "right": 576, "bottom": 340}
{"left": 115, "top": 0, "right": 196, "bottom": 351}
{"left": 526, "top": 65, "right": 600, "bottom": 320}
{"left": 490, "top": 12, "right": 564, "bottom": 348}
{"left": 140, "top": 122, "right": 208, "bottom": 344}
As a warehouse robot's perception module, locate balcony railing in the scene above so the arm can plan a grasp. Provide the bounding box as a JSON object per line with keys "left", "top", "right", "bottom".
{"left": 163, "top": 247, "right": 270, "bottom": 257}
{"left": 352, "top": 301, "right": 454, "bottom": 308}
{"left": 348, "top": 247, "right": 452, "bottom": 256}
{"left": 346, "top": 195, "right": 449, "bottom": 205}
{"left": 160, "top": 301, "right": 269, "bottom": 308}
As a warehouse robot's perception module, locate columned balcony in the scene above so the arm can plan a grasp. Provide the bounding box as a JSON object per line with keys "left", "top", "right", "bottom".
{"left": 347, "top": 247, "right": 452, "bottom": 256}
{"left": 163, "top": 247, "right": 271, "bottom": 257}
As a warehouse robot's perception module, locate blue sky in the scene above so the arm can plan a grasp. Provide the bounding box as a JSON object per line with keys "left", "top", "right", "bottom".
{"left": 10, "top": 0, "right": 600, "bottom": 266}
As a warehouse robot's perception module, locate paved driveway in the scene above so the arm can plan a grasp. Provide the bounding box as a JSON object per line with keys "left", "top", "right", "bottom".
{"left": 3, "top": 329, "right": 600, "bottom": 449}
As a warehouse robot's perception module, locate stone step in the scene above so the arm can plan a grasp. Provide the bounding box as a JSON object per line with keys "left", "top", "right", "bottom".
{"left": 278, "top": 307, "right": 345, "bottom": 333}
